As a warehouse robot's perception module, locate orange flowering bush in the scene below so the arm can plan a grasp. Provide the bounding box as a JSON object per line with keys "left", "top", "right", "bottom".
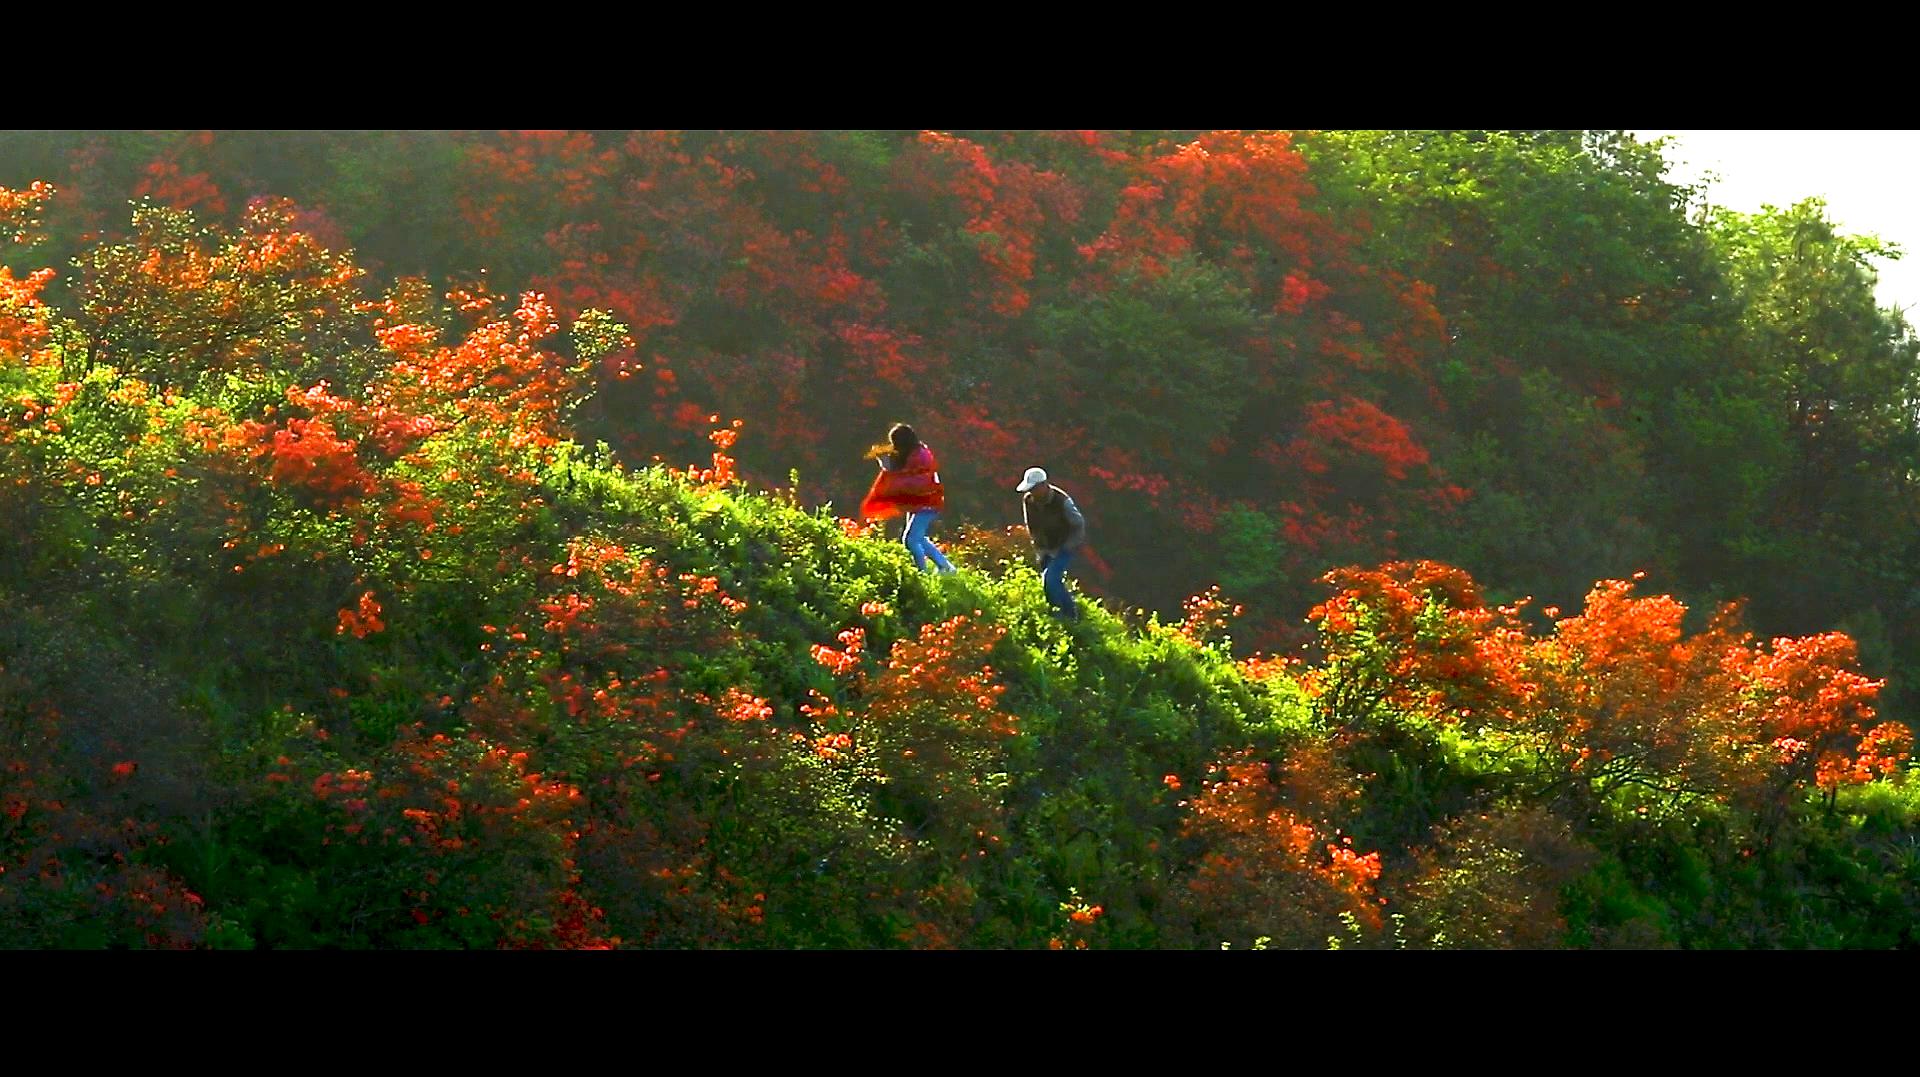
{"left": 1170, "top": 750, "right": 1385, "bottom": 949}
{"left": 0, "top": 181, "right": 55, "bottom": 246}
{"left": 72, "top": 198, "right": 368, "bottom": 388}
{"left": 1177, "top": 585, "right": 1244, "bottom": 648}
{"left": 1050, "top": 887, "right": 1104, "bottom": 949}
{"left": 0, "top": 264, "right": 58, "bottom": 366}
{"left": 0, "top": 182, "right": 60, "bottom": 364}
{"left": 1309, "top": 560, "right": 1533, "bottom": 729}
{"left": 941, "top": 522, "right": 1030, "bottom": 572}
{"left": 1727, "top": 631, "right": 1909, "bottom": 815}
{"left": 1309, "top": 564, "right": 1912, "bottom": 819}
{"left": 369, "top": 288, "right": 598, "bottom": 453}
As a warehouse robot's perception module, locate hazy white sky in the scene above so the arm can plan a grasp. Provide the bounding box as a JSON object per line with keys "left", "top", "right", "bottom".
{"left": 1631, "top": 130, "right": 1920, "bottom": 322}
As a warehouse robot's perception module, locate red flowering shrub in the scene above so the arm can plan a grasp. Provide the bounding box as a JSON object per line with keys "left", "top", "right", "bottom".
{"left": 277, "top": 725, "right": 614, "bottom": 949}
{"left": 802, "top": 613, "right": 1015, "bottom": 945}
{"left": 0, "top": 637, "right": 208, "bottom": 949}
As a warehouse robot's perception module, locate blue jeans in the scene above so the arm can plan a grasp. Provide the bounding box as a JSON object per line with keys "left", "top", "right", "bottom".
{"left": 1038, "top": 548, "right": 1077, "bottom": 618}
{"left": 904, "top": 510, "right": 955, "bottom": 574}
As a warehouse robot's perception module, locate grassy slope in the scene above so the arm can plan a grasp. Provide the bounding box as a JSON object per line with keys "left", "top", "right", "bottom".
{"left": 550, "top": 454, "right": 1313, "bottom": 945}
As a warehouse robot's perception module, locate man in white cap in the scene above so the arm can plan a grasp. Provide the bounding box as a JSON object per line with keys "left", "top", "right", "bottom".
{"left": 1017, "top": 467, "right": 1087, "bottom": 621}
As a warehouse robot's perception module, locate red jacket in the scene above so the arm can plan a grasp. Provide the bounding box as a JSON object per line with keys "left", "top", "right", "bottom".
{"left": 860, "top": 443, "right": 945, "bottom": 519}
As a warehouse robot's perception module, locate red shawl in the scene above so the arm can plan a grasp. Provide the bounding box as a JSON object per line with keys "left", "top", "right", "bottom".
{"left": 859, "top": 443, "right": 945, "bottom": 519}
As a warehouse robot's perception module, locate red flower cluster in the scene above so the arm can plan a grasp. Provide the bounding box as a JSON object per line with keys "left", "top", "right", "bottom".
{"left": 337, "top": 590, "right": 386, "bottom": 638}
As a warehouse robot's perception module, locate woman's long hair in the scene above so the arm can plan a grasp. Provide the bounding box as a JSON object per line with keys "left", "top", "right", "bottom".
{"left": 869, "top": 423, "right": 920, "bottom": 470}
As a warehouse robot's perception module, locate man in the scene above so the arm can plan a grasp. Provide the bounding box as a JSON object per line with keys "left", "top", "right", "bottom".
{"left": 1017, "top": 467, "right": 1086, "bottom": 621}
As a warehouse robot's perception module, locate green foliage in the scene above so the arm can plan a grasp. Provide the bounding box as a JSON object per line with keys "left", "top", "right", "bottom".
{"left": 1705, "top": 200, "right": 1920, "bottom": 639}
{"left": 1028, "top": 259, "right": 1261, "bottom": 472}
{"left": 1409, "top": 369, "right": 1667, "bottom": 609}
{"left": 1214, "top": 507, "right": 1283, "bottom": 600}
{"left": 569, "top": 309, "right": 632, "bottom": 365}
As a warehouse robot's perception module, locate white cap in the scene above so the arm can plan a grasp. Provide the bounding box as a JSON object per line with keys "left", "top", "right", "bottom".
{"left": 1016, "top": 467, "right": 1048, "bottom": 492}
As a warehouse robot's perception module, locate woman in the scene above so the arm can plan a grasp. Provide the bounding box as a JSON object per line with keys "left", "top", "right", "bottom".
{"left": 859, "top": 423, "right": 956, "bottom": 574}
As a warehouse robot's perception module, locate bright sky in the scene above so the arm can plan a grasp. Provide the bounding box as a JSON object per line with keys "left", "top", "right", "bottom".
{"left": 1631, "top": 130, "right": 1920, "bottom": 324}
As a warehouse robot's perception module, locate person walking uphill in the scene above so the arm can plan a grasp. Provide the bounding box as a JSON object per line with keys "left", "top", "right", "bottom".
{"left": 1017, "top": 467, "right": 1086, "bottom": 620}
{"left": 859, "top": 423, "right": 956, "bottom": 575}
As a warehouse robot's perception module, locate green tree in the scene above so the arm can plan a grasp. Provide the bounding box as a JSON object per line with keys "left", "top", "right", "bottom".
{"left": 1707, "top": 199, "right": 1920, "bottom": 698}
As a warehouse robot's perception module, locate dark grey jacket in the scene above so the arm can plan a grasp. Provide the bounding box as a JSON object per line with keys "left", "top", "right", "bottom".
{"left": 1023, "top": 486, "right": 1087, "bottom": 555}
